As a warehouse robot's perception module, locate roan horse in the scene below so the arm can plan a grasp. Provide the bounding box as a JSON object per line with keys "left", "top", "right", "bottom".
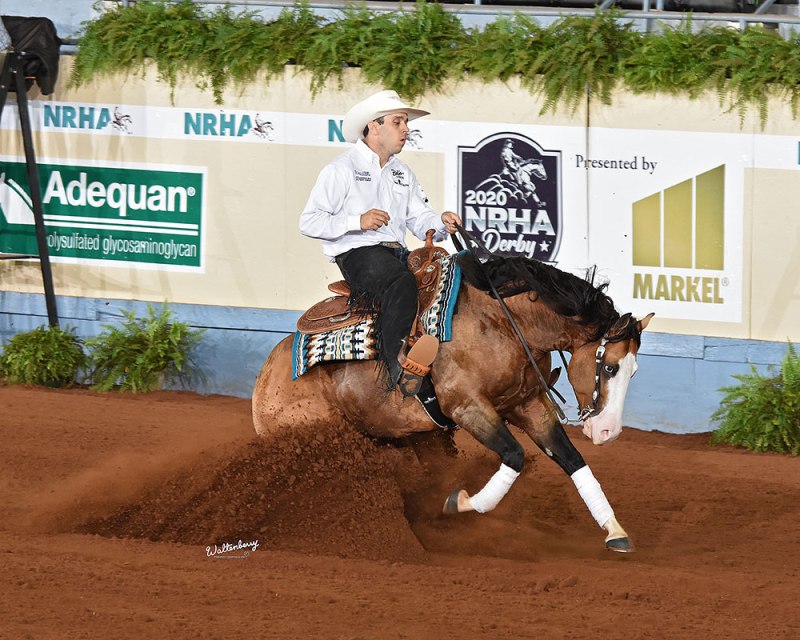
{"left": 252, "top": 250, "right": 654, "bottom": 552}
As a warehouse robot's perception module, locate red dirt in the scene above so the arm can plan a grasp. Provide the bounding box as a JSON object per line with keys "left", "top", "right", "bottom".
{"left": 2, "top": 385, "right": 799, "bottom": 639}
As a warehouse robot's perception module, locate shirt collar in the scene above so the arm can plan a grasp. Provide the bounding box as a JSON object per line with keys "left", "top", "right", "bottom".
{"left": 355, "top": 139, "right": 396, "bottom": 168}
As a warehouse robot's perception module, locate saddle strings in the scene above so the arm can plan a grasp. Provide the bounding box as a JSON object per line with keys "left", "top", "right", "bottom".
{"left": 451, "top": 224, "right": 569, "bottom": 424}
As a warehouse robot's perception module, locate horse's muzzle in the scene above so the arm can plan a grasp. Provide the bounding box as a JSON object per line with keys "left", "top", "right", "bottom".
{"left": 583, "top": 418, "right": 621, "bottom": 445}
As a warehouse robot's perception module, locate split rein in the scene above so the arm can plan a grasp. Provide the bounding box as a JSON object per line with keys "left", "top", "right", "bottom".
{"left": 451, "top": 224, "right": 612, "bottom": 426}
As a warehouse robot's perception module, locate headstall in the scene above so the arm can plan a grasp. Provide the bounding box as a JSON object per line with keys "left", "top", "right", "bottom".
{"left": 575, "top": 336, "right": 608, "bottom": 422}
{"left": 452, "top": 224, "right": 634, "bottom": 427}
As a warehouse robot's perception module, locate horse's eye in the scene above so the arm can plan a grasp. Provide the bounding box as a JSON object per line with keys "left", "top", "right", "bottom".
{"left": 603, "top": 364, "right": 618, "bottom": 376}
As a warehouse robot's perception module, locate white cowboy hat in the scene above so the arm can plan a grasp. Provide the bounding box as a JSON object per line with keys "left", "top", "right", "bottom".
{"left": 342, "top": 90, "right": 429, "bottom": 143}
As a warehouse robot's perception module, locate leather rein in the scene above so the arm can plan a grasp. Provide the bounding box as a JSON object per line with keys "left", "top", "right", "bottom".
{"left": 451, "top": 224, "right": 613, "bottom": 426}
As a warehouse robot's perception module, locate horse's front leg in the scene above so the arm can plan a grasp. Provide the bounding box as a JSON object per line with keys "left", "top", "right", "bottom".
{"left": 509, "top": 397, "right": 634, "bottom": 553}
{"left": 442, "top": 400, "right": 525, "bottom": 515}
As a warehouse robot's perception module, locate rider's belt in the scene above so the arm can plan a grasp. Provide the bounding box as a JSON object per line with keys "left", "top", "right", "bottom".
{"left": 379, "top": 241, "right": 404, "bottom": 250}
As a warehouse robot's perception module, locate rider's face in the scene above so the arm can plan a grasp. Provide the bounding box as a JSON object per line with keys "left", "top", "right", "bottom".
{"left": 369, "top": 112, "right": 409, "bottom": 159}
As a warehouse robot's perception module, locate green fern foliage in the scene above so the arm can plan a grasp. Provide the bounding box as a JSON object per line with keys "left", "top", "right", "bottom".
{"left": 71, "top": 1, "right": 800, "bottom": 123}
{"left": 526, "top": 10, "right": 637, "bottom": 114}
{"left": 711, "top": 343, "right": 800, "bottom": 455}
{"left": 0, "top": 325, "right": 86, "bottom": 387}
{"left": 85, "top": 303, "right": 204, "bottom": 393}
{"left": 356, "top": 1, "right": 468, "bottom": 100}
{"left": 463, "top": 14, "right": 545, "bottom": 84}
{"left": 70, "top": 1, "right": 323, "bottom": 103}
{"left": 713, "top": 26, "right": 800, "bottom": 126}
{"left": 623, "top": 22, "right": 735, "bottom": 98}
{"left": 303, "top": 7, "right": 374, "bottom": 95}
{"left": 71, "top": 1, "right": 212, "bottom": 90}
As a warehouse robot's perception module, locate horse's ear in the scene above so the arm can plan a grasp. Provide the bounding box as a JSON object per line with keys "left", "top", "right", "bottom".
{"left": 637, "top": 313, "right": 655, "bottom": 333}
{"left": 608, "top": 312, "right": 633, "bottom": 338}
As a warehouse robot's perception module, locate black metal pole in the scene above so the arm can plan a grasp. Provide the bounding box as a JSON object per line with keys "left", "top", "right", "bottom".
{"left": 10, "top": 53, "right": 59, "bottom": 327}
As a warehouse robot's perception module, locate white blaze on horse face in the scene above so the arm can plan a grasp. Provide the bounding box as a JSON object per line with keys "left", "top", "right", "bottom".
{"left": 583, "top": 352, "right": 638, "bottom": 445}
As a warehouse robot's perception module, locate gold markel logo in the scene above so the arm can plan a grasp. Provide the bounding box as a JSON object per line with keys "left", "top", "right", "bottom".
{"left": 632, "top": 165, "right": 725, "bottom": 304}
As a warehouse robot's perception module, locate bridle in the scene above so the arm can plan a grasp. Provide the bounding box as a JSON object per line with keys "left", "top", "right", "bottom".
{"left": 585, "top": 336, "right": 610, "bottom": 420}
{"left": 558, "top": 332, "right": 631, "bottom": 423}
{"left": 452, "top": 224, "right": 633, "bottom": 426}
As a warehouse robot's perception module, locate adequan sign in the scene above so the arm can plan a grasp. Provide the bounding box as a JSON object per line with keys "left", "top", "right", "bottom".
{"left": 0, "top": 157, "right": 206, "bottom": 270}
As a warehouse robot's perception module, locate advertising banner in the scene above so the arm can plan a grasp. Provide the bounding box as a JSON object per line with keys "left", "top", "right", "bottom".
{"left": 2, "top": 95, "right": 799, "bottom": 328}
{"left": 581, "top": 129, "right": 748, "bottom": 324}
{"left": 0, "top": 157, "right": 206, "bottom": 270}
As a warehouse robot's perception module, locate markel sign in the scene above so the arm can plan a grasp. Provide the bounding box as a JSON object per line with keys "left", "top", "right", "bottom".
{"left": 585, "top": 131, "right": 745, "bottom": 324}
{"left": 0, "top": 158, "right": 205, "bottom": 269}
{"left": 631, "top": 165, "right": 727, "bottom": 305}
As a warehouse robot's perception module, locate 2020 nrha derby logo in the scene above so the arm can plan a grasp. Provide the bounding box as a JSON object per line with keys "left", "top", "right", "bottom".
{"left": 458, "top": 133, "right": 562, "bottom": 262}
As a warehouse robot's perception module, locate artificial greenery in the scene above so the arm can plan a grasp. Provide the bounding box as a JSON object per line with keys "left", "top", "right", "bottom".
{"left": 711, "top": 343, "right": 800, "bottom": 455}
{"left": 358, "top": 2, "right": 468, "bottom": 99}
{"left": 69, "top": 1, "right": 800, "bottom": 124}
{"left": 621, "top": 20, "right": 736, "bottom": 98}
{"left": 524, "top": 11, "right": 637, "bottom": 114}
{"left": 0, "top": 325, "right": 86, "bottom": 387}
{"left": 85, "top": 303, "right": 204, "bottom": 392}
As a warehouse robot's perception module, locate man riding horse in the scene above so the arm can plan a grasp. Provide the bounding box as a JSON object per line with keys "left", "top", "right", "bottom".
{"left": 270, "top": 90, "right": 654, "bottom": 553}
{"left": 300, "top": 89, "right": 462, "bottom": 396}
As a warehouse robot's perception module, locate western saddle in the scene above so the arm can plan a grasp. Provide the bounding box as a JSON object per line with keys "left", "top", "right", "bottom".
{"left": 296, "top": 230, "right": 449, "bottom": 339}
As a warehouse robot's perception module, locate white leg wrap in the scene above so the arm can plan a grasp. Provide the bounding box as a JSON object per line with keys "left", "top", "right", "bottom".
{"left": 469, "top": 463, "right": 520, "bottom": 514}
{"left": 571, "top": 465, "right": 614, "bottom": 528}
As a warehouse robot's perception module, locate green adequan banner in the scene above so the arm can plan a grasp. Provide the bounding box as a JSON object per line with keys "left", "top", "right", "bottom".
{"left": 0, "top": 159, "right": 205, "bottom": 269}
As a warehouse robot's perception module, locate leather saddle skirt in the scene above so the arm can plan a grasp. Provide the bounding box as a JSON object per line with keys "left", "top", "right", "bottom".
{"left": 297, "top": 232, "right": 449, "bottom": 336}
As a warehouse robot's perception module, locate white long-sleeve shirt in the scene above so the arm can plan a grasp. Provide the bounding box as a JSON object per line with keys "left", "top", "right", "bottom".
{"left": 300, "top": 140, "right": 447, "bottom": 261}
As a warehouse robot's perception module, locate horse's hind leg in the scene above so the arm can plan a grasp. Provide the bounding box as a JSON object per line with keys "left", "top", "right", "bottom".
{"left": 509, "top": 397, "right": 633, "bottom": 553}
{"left": 442, "top": 401, "right": 525, "bottom": 515}
{"left": 252, "top": 336, "right": 344, "bottom": 440}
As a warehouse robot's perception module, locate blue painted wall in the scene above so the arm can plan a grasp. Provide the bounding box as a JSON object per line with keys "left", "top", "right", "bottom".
{"left": 1, "top": 290, "right": 789, "bottom": 434}
{"left": 0, "top": 290, "right": 300, "bottom": 399}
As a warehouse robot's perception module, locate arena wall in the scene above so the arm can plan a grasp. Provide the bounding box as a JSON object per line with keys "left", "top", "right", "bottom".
{"left": 2, "top": 58, "right": 798, "bottom": 433}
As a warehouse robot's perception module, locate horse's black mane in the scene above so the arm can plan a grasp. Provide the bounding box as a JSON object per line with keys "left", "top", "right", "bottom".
{"left": 457, "top": 252, "right": 623, "bottom": 341}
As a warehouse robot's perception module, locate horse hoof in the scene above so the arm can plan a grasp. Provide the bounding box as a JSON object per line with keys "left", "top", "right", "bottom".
{"left": 606, "top": 537, "right": 635, "bottom": 553}
{"left": 442, "top": 489, "right": 462, "bottom": 515}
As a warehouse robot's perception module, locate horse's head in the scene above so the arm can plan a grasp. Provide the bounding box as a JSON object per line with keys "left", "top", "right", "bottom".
{"left": 523, "top": 159, "right": 547, "bottom": 181}
{"left": 566, "top": 312, "right": 654, "bottom": 445}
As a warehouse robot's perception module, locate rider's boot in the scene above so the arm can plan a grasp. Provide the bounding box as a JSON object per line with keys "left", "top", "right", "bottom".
{"left": 397, "top": 334, "right": 439, "bottom": 397}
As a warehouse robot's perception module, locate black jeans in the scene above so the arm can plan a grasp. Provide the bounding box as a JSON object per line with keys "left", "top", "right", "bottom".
{"left": 335, "top": 244, "right": 415, "bottom": 386}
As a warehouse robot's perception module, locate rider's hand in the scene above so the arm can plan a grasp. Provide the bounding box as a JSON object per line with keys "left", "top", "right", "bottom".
{"left": 360, "top": 209, "right": 390, "bottom": 231}
{"left": 441, "top": 211, "right": 462, "bottom": 234}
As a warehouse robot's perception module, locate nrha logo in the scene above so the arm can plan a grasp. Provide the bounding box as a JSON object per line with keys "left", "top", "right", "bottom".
{"left": 458, "top": 132, "right": 562, "bottom": 262}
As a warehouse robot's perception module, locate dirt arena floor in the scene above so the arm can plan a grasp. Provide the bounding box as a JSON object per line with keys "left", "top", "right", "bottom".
{"left": 2, "top": 385, "right": 799, "bottom": 639}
